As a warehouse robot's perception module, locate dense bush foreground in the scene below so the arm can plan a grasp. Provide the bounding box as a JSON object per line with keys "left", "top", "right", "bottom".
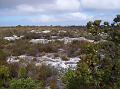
{"left": 62, "top": 15, "right": 120, "bottom": 89}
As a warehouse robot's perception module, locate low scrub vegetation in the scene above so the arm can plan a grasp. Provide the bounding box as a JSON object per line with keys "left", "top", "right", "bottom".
{"left": 0, "top": 15, "right": 120, "bottom": 89}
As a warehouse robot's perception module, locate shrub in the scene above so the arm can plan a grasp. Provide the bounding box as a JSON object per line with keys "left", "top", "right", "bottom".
{"left": 9, "top": 78, "right": 42, "bottom": 89}
{"left": 18, "top": 67, "right": 27, "bottom": 78}
{"left": 6, "top": 40, "right": 37, "bottom": 56}
{"left": 35, "top": 65, "right": 57, "bottom": 81}
{"left": 62, "top": 70, "right": 75, "bottom": 87}
{"left": 9, "top": 63, "right": 19, "bottom": 78}
{"left": 61, "top": 55, "right": 69, "bottom": 61}
{"left": 50, "top": 79, "right": 57, "bottom": 89}
{"left": 0, "top": 49, "right": 7, "bottom": 60}
{"left": 0, "top": 65, "right": 10, "bottom": 88}
{"left": 63, "top": 41, "right": 120, "bottom": 89}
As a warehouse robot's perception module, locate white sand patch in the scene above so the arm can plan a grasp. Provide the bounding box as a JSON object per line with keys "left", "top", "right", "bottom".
{"left": 30, "top": 30, "right": 51, "bottom": 34}
{"left": 30, "top": 37, "right": 94, "bottom": 44}
{"left": 4, "top": 35, "right": 24, "bottom": 41}
{"left": 57, "top": 37, "right": 94, "bottom": 44}
{"left": 42, "top": 30, "right": 51, "bottom": 33}
{"left": 59, "top": 30, "right": 67, "bottom": 33}
{"left": 7, "top": 56, "right": 20, "bottom": 63}
{"left": 30, "top": 39, "right": 55, "bottom": 44}
{"left": 30, "top": 30, "right": 41, "bottom": 33}
{"left": 36, "top": 55, "right": 81, "bottom": 70}
{"left": 7, "top": 54, "right": 81, "bottom": 71}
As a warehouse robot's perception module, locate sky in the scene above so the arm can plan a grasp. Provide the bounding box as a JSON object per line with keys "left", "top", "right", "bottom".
{"left": 0, "top": 0, "right": 120, "bottom": 26}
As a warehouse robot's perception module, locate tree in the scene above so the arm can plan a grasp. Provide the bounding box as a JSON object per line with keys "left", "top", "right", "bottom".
{"left": 93, "top": 20, "right": 101, "bottom": 27}
{"left": 109, "top": 30, "right": 120, "bottom": 45}
{"left": 86, "top": 20, "right": 102, "bottom": 41}
{"left": 113, "top": 15, "right": 120, "bottom": 23}
{"left": 104, "top": 22, "right": 109, "bottom": 27}
{"left": 113, "top": 15, "right": 120, "bottom": 27}
{"left": 87, "top": 21, "right": 93, "bottom": 29}
{"left": 103, "top": 21, "right": 110, "bottom": 33}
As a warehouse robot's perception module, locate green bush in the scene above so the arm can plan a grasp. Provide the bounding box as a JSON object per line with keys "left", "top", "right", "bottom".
{"left": 0, "top": 49, "right": 7, "bottom": 60}
{"left": 62, "top": 70, "right": 75, "bottom": 87}
{"left": 63, "top": 40, "right": 120, "bottom": 89}
{"left": 9, "top": 63, "right": 19, "bottom": 78}
{"left": 10, "top": 78, "right": 42, "bottom": 89}
{"left": 18, "top": 67, "right": 27, "bottom": 78}
{"left": 0, "top": 65, "right": 10, "bottom": 88}
{"left": 35, "top": 65, "right": 57, "bottom": 81}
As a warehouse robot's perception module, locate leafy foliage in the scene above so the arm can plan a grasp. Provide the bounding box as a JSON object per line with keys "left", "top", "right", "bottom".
{"left": 0, "top": 65, "right": 10, "bottom": 88}
{"left": 10, "top": 78, "right": 42, "bottom": 89}
{"left": 18, "top": 67, "right": 27, "bottom": 78}
{"left": 0, "top": 49, "right": 7, "bottom": 60}
{"left": 63, "top": 15, "right": 120, "bottom": 89}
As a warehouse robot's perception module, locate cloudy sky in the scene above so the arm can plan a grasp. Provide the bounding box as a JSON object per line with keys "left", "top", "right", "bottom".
{"left": 0, "top": 0, "right": 120, "bottom": 26}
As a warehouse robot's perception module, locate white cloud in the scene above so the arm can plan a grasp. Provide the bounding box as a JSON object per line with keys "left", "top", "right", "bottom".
{"left": 1, "top": 0, "right": 119, "bottom": 26}
{"left": 67, "top": 12, "right": 93, "bottom": 20}
{"left": 81, "top": 0, "right": 120, "bottom": 10}
{"left": 24, "top": 15, "right": 63, "bottom": 23}
{"left": 13, "top": 0, "right": 80, "bottom": 15}
{"left": 23, "top": 12, "right": 93, "bottom": 23}
{"left": 56, "top": 0, "right": 80, "bottom": 11}
{"left": 16, "top": 4, "right": 44, "bottom": 13}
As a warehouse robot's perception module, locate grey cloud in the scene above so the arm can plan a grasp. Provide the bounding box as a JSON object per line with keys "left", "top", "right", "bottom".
{"left": 0, "top": 0, "right": 55, "bottom": 9}
{"left": 80, "top": 0, "right": 120, "bottom": 11}
{"left": 0, "top": 0, "right": 119, "bottom": 26}
{"left": 0, "top": 0, "right": 80, "bottom": 16}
